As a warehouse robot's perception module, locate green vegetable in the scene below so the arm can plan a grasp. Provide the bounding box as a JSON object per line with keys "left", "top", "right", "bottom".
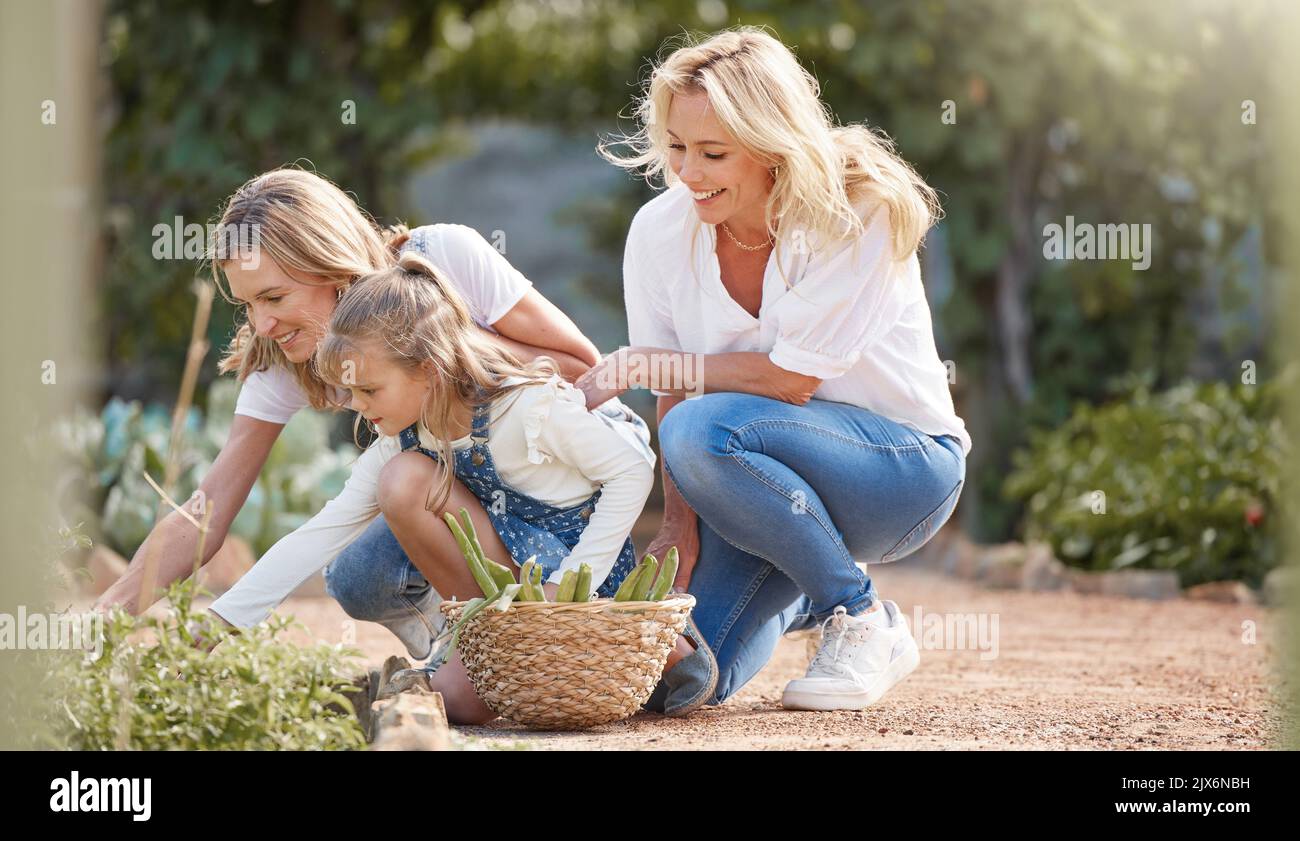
{"left": 491, "top": 583, "right": 523, "bottom": 611}
{"left": 530, "top": 562, "right": 546, "bottom": 602}
{"left": 443, "top": 513, "right": 497, "bottom": 599}
{"left": 458, "top": 508, "right": 483, "bottom": 559}
{"left": 573, "top": 563, "right": 592, "bottom": 603}
{"left": 518, "top": 559, "right": 538, "bottom": 601}
{"left": 630, "top": 558, "right": 659, "bottom": 601}
{"left": 483, "top": 558, "right": 516, "bottom": 592}
{"left": 460, "top": 508, "right": 516, "bottom": 591}
{"left": 650, "top": 547, "right": 678, "bottom": 600}
{"left": 555, "top": 569, "right": 577, "bottom": 602}
{"left": 613, "top": 556, "right": 655, "bottom": 603}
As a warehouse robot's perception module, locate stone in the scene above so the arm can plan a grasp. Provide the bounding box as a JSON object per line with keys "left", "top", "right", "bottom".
{"left": 1069, "top": 569, "right": 1106, "bottom": 595}
{"left": 329, "top": 670, "right": 379, "bottom": 742}
{"left": 375, "top": 655, "right": 424, "bottom": 700}
{"left": 371, "top": 688, "right": 451, "bottom": 751}
{"left": 1184, "top": 581, "right": 1256, "bottom": 605}
{"left": 976, "top": 543, "right": 1027, "bottom": 589}
{"left": 1020, "top": 543, "right": 1069, "bottom": 592}
{"left": 1097, "top": 570, "right": 1181, "bottom": 601}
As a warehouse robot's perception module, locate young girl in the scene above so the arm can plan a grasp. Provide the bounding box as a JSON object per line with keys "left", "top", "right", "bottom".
{"left": 210, "top": 251, "right": 660, "bottom": 723}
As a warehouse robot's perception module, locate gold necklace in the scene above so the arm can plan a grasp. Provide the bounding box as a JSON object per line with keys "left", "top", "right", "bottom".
{"left": 721, "top": 222, "right": 773, "bottom": 252}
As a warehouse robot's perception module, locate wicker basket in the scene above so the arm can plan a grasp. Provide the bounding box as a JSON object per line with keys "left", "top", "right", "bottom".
{"left": 439, "top": 595, "right": 695, "bottom": 730}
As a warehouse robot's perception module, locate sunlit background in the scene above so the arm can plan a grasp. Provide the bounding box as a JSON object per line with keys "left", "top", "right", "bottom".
{"left": 3, "top": 0, "right": 1297, "bottom": 750}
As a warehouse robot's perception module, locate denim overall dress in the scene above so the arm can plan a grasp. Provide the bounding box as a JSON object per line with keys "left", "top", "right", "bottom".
{"left": 397, "top": 393, "right": 644, "bottom": 598}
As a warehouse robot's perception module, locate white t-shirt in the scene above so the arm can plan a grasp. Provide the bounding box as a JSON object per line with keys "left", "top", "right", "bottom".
{"left": 233, "top": 223, "right": 533, "bottom": 424}
{"left": 210, "top": 376, "right": 655, "bottom": 629}
{"left": 624, "top": 183, "right": 972, "bottom": 455}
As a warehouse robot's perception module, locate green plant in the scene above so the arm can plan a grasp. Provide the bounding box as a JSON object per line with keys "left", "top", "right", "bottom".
{"left": 25, "top": 578, "right": 366, "bottom": 751}
{"left": 649, "top": 547, "right": 677, "bottom": 600}
{"left": 1004, "top": 376, "right": 1288, "bottom": 587}
{"left": 54, "top": 380, "right": 359, "bottom": 559}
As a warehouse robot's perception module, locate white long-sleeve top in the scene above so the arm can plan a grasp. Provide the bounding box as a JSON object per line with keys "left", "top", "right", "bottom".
{"left": 210, "top": 375, "right": 655, "bottom": 628}
{"left": 624, "top": 182, "right": 971, "bottom": 455}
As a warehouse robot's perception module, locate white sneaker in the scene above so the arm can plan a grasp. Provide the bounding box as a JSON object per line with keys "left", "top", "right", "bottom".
{"left": 781, "top": 601, "right": 920, "bottom": 711}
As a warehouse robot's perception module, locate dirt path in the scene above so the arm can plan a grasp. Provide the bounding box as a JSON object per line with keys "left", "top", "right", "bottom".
{"left": 253, "top": 564, "right": 1287, "bottom": 750}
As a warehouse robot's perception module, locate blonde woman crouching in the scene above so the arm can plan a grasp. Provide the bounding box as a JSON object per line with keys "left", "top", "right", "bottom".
{"left": 581, "top": 27, "right": 971, "bottom": 713}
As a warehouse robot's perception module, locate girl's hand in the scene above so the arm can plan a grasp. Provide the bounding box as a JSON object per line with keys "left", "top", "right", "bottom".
{"left": 645, "top": 518, "right": 700, "bottom": 594}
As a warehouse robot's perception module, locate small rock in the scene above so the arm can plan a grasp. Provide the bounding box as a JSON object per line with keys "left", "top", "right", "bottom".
{"left": 1020, "top": 543, "right": 1069, "bottom": 592}
{"left": 330, "top": 671, "right": 377, "bottom": 741}
{"left": 371, "top": 689, "right": 451, "bottom": 751}
{"left": 1184, "top": 581, "right": 1256, "bottom": 605}
{"left": 1069, "top": 569, "right": 1106, "bottom": 595}
{"left": 1099, "top": 569, "right": 1181, "bottom": 601}
{"left": 977, "top": 543, "right": 1028, "bottom": 589}
{"left": 374, "top": 655, "right": 417, "bottom": 700}
{"left": 904, "top": 729, "right": 915, "bottom": 735}
{"left": 1070, "top": 568, "right": 1181, "bottom": 600}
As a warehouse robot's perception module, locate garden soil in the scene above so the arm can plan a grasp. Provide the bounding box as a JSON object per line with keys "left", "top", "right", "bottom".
{"left": 240, "top": 563, "right": 1286, "bottom": 750}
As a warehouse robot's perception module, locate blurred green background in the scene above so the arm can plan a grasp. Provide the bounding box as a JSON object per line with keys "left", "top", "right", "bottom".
{"left": 75, "top": 0, "right": 1288, "bottom": 588}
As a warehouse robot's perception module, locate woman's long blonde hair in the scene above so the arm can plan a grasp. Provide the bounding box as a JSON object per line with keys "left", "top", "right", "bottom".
{"left": 211, "top": 166, "right": 411, "bottom": 409}
{"left": 316, "top": 251, "right": 558, "bottom": 514}
{"left": 600, "top": 27, "right": 941, "bottom": 258}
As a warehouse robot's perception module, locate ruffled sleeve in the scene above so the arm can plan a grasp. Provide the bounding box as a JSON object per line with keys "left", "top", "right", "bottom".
{"left": 521, "top": 375, "right": 581, "bottom": 465}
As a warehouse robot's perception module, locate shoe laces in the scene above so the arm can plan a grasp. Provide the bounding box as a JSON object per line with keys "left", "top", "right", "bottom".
{"left": 808, "top": 606, "right": 872, "bottom": 675}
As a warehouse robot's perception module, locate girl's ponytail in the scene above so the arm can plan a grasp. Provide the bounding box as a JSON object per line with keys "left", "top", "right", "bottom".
{"left": 316, "top": 251, "right": 558, "bottom": 513}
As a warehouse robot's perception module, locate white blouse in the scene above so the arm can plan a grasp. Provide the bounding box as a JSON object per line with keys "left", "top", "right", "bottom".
{"left": 624, "top": 183, "right": 971, "bottom": 455}
{"left": 210, "top": 376, "right": 655, "bottom": 628}
{"left": 234, "top": 223, "right": 533, "bottom": 425}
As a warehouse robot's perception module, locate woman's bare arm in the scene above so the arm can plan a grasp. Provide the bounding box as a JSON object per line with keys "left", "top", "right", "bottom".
{"left": 485, "top": 288, "right": 602, "bottom": 380}
{"left": 576, "top": 346, "right": 821, "bottom": 409}
{"left": 478, "top": 328, "right": 593, "bottom": 382}
{"left": 94, "top": 414, "right": 283, "bottom": 615}
{"left": 641, "top": 395, "right": 702, "bottom": 590}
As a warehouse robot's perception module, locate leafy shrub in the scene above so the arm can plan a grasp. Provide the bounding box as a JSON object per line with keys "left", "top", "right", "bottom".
{"left": 54, "top": 380, "right": 358, "bottom": 558}
{"left": 1004, "top": 376, "right": 1288, "bottom": 587}
{"left": 23, "top": 579, "right": 366, "bottom": 751}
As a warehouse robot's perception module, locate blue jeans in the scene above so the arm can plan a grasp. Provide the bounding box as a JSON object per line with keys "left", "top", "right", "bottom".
{"left": 325, "top": 515, "right": 445, "bottom": 660}
{"left": 658, "top": 392, "right": 966, "bottom": 703}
